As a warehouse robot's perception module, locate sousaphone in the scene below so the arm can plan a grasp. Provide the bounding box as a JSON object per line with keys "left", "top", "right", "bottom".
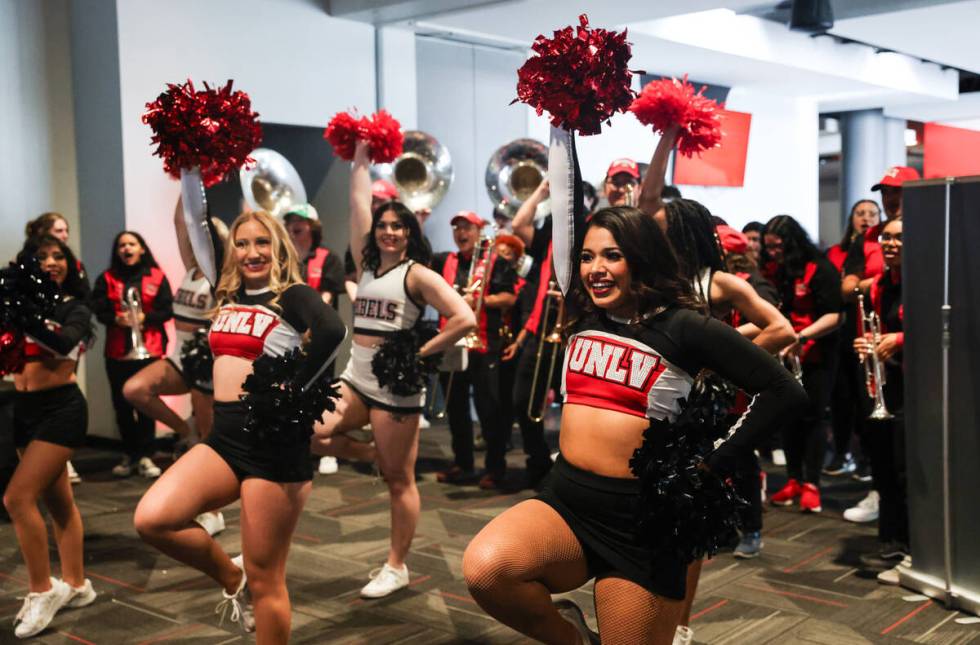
{"left": 486, "top": 138, "right": 549, "bottom": 219}
{"left": 239, "top": 148, "right": 307, "bottom": 217}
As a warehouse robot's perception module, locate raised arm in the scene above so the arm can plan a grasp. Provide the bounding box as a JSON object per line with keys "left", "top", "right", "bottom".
{"left": 349, "top": 140, "right": 373, "bottom": 278}
{"left": 407, "top": 265, "right": 476, "bottom": 356}
{"left": 638, "top": 124, "right": 680, "bottom": 218}
{"left": 173, "top": 197, "right": 197, "bottom": 272}
{"left": 511, "top": 179, "right": 549, "bottom": 247}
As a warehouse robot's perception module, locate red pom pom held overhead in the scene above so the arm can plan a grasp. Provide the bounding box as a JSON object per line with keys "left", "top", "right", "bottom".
{"left": 629, "top": 76, "right": 723, "bottom": 157}
{"left": 323, "top": 111, "right": 368, "bottom": 161}
{"left": 142, "top": 79, "right": 263, "bottom": 187}
{"left": 324, "top": 109, "right": 404, "bottom": 163}
{"left": 515, "top": 14, "right": 638, "bottom": 136}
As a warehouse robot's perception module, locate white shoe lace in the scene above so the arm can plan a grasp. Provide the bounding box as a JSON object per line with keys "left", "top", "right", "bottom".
{"left": 14, "top": 595, "right": 32, "bottom": 624}
{"left": 366, "top": 565, "right": 405, "bottom": 590}
{"left": 215, "top": 588, "right": 244, "bottom": 625}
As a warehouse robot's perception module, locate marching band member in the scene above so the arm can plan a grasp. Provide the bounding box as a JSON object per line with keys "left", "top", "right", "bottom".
{"left": 135, "top": 202, "right": 347, "bottom": 641}
{"left": 603, "top": 158, "right": 641, "bottom": 207}
{"left": 463, "top": 129, "right": 806, "bottom": 644}
{"left": 122, "top": 199, "right": 227, "bottom": 534}
{"left": 741, "top": 222, "right": 764, "bottom": 265}
{"left": 312, "top": 140, "right": 474, "bottom": 598}
{"left": 432, "top": 210, "right": 518, "bottom": 490}
{"left": 763, "top": 215, "right": 842, "bottom": 513}
{"left": 494, "top": 233, "right": 528, "bottom": 443}
{"left": 91, "top": 231, "right": 173, "bottom": 480}
{"left": 5, "top": 236, "right": 97, "bottom": 639}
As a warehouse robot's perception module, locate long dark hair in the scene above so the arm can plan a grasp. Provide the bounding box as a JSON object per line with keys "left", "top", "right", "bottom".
{"left": 762, "top": 215, "right": 820, "bottom": 280}
{"left": 569, "top": 206, "right": 700, "bottom": 322}
{"left": 838, "top": 199, "right": 880, "bottom": 251}
{"left": 108, "top": 230, "right": 159, "bottom": 275}
{"left": 361, "top": 200, "right": 431, "bottom": 272}
{"left": 18, "top": 234, "right": 88, "bottom": 300}
{"left": 662, "top": 198, "right": 725, "bottom": 283}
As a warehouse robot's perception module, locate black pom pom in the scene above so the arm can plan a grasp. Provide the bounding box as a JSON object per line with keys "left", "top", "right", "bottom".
{"left": 629, "top": 386, "right": 746, "bottom": 564}
{"left": 180, "top": 328, "right": 213, "bottom": 387}
{"left": 370, "top": 324, "right": 440, "bottom": 397}
{"left": 0, "top": 258, "right": 61, "bottom": 376}
{"left": 240, "top": 348, "right": 341, "bottom": 444}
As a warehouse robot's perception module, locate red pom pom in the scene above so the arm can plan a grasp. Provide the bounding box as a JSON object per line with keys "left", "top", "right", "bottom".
{"left": 515, "top": 14, "right": 638, "bottom": 136}
{"left": 0, "top": 330, "right": 25, "bottom": 376}
{"left": 365, "top": 110, "right": 403, "bottom": 164}
{"left": 324, "top": 110, "right": 368, "bottom": 161}
{"left": 142, "top": 79, "right": 263, "bottom": 187}
{"left": 629, "top": 76, "right": 723, "bottom": 157}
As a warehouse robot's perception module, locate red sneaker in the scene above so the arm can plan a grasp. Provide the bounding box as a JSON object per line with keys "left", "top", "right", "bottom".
{"left": 800, "top": 483, "right": 822, "bottom": 513}
{"left": 770, "top": 478, "right": 802, "bottom": 506}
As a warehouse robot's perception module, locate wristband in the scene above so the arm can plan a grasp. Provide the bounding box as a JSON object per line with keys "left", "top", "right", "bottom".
{"left": 797, "top": 333, "right": 809, "bottom": 345}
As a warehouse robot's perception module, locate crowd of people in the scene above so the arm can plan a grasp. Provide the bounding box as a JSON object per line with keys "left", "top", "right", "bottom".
{"left": 4, "top": 131, "right": 918, "bottom": 641}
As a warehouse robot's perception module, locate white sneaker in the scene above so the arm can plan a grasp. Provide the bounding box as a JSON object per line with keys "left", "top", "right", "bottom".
{"left": 215, "top": 555, "right": 255, "bottom": 633}
{"left": 673, "top": 625, "right": 694, "bottom": 645}
{"left": 64, "top": 578, "right": 97, "bottom": 608}
{"left": 418, "top": 416, "right": 431, "bottom": 429}
{"left": 360, "top": 563, "right": 409, "bottom": 598}
{"left": 66, "top": 461, "right": 81, "bottom": 485}
{"left": 13, "top": 577, "right": 71, "bottom": 638}
{"left": 137, "top": 457, "right": 161, "bottom": 479}
{"left": 195, "top": 511, "right": 226, "bottom": 536}
{"left": 843, "top": 490, "right": 880, "bottom": 523}
{"left": 318, "top": 456, "right": 339, "bottom": 475}
{"left": 112, "top": 456, "right": 133, "bottom": 478}
{"left": 772, "top": 449, "right": 787, "bottom": 466}
{"left": 877, "top": 555, "right": 912, "bottom": 586}
{"left": 554, "top": 599, "right": 599, "bottom": 644}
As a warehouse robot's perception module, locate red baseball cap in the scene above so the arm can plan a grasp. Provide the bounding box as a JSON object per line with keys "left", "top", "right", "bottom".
{"left": 606, "top": 158, "right": 640, "bottom": 179}
{"left": 871, "top": 166, "right": 921, "bottom": 191}
{"left": 716, "top": 225, "right": 748, "bottom": 254}
{"left": 371, "top": 179, "right": 399, "bottom": 201}
{"left": 451, "top": 211, "right": 487, "bottom": 228}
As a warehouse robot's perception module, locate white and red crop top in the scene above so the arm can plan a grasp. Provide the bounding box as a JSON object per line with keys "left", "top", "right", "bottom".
{"left": 208, "top": 284, "right": 347, "bottom": 387}
{"left": 352, "top": 260, "right": 423, "bottom": 336}
{"left": 172, "top": 269, "right": 214, "bottom": 327}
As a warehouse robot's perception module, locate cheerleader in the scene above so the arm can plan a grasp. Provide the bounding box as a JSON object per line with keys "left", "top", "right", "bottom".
{"left": 463, "top": 129, "right": 806, "bottom": 644}
{"left": 763, "top": 215, "right": 842, "bottom": 512}
{"left": 91, "top": 232, "right": 173, "bottom": 479}
{"left": 134, "top": 204, "right": 346, "bottom": 641}
{"left": 5, "top": 236, "right": 97, "bottom": 638}
{"left": 122, "top": 200, "right": 227, "bottom": 534}
{"left": 312, "top": 140, "right": 474, "bottom": 599}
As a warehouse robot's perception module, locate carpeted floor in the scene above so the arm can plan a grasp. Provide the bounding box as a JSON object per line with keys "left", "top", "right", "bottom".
{"left": 1, "top": 421, "right": 977, "bottom": 644}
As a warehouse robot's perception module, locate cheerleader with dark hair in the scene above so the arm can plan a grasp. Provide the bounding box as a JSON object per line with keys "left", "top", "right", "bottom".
{"left": 91, "top": 231, "right": 174, "bottom": 479}
{"left": 312, "top": 140, "right": 475, "bottom": 599}
{"left": 463, "top": 128, "right": 806, "bottom": 644}
{"left": 763, "top": 215, "right": 842, "bottom": 513}
{"left": 5, "top": 236, "right": 97, "bottom": 638}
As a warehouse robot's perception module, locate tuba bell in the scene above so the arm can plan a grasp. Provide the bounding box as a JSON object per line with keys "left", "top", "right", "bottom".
{"left": 486, "top": 138, "right": 549, "bottom": 218}
{"left": 239, "top": 148, "right": 307, "bottom": 217}
{"left": 371, "top": 131, "right": 453, "bottom": 212}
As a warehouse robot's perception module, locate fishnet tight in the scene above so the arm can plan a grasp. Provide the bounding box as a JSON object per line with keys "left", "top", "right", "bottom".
{"left": 463, "top": 499, "right": 684, "bottom": 644}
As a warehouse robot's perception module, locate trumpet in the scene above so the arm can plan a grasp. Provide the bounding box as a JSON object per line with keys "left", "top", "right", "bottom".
{"left": 461, "top": 233, "right": 495, "bottom": 352}
{"left": 856, "top": 294, "right": 894, "bottom": 420}
{"left": 122, "top": 286, "right": 153, "bottom": 360}
{"left": 527, "top": 282, "right": 565, "bottom": 423}
{"left": 784, "top": 351, "right": 803, "bottom": 385}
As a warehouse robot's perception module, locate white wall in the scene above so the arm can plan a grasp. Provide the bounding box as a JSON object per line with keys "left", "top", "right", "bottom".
{"left": 0, "top": 0, "right": 79, "bottom": 264}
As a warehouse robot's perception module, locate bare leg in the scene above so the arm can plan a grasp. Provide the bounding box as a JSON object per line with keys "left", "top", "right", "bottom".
{"left": 190, "top": 388, "right": 214, "bottom": 440}
{"left": 594, "top": 576, "right": 685, "bottom": 645}
{"left": 463, "top": 500, "right": 590, "bottom": 644}
{"left": 40, "top": 461, "right": 85, "bottom": 588}
{"left": 371, "top": 409, "right": 421, "bottom": 568}
{"left": 239, "top": 477, "right": 311, "bottom": 645}
{"left": 123, "top": 359, "right": 192, "bottom": 437}
{"left": 3, "top": 441, "right": 75, "bottom": 592}
{"left": 310, "top": 382, "right": 375, "bottom": 462}
{"left": 133, "top": 444, "right": 242, "bottom": 592}
{"left": 678, "top": 559, "right": 703, "bottom": 626}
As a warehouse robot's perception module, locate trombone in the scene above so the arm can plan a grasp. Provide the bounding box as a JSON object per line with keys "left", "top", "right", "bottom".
{"left": 527, "top": 281, "right": 565, "bottom": 423}
{"left": 856, "top": 294, "right": 894, "bottom": 420}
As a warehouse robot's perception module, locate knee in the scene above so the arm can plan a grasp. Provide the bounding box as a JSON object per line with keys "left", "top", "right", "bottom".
{"left": 122, "top": 378, "right": 149, "bottom": 405}
{"left": 133, "top": 500, "right": 171, "bottom": 541}
{"left": 462, "top": 539, "right": 509, "bottom": 595}
{"left": 3, "top": 487, "right": 35, "bottom": 518}
{"left": 242, "top": 560, "right": 286, "bottom": 601}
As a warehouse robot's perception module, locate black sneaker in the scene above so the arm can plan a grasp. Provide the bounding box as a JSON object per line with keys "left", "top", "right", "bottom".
{"left": 852, "top": 462, "right": 873, "bottom": 482}
{"left": 823, "top": 454, "right": 856, "bottom": 476}
{"left": 879, "top": 541, "right": 910, "bottom": 561}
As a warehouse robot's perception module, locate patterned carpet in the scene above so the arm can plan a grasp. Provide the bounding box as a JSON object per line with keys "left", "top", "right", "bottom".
{"left": 1, "top": 421, "right": 977, "bottom": 644}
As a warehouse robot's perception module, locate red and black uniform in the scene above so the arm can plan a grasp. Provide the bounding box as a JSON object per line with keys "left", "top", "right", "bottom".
{"left": 91, "top": 265, "right": 173, "bottom": 462}
{"left": 300, "top": 246, "right": 345, "bottom": 378}
{"left": 864, "top": 269, "right": 908, "bottom": 548}
{"left": 827, "top": 236, "right": 885, "bottom": 467}
{"left": 765, "top": 257, "right": 841, "bottom": 486}
{"left": 431, "top": 249, "right": 517, "bottom": 476}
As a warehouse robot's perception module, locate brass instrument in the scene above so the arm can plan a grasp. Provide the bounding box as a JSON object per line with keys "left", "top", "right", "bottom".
{"left": 122, "top": 286, "right": 153, "bottom": 360}
{"left": 623, "top": 183, "right": 636, "bottom": 208}
{"left": 784, "top": 352, "right": 803, "bottom": 385}
{"left": 371, "top": 131, "right": 453, "bottom": 212}
{"left": 527, "top": 281, "right": 565, "bottom": 423}
{"left": 856, "top": 294, "right": 894, "bottom": 420}
{"left": 239, "top": 148, "right": 307, "bottom": 217}
{"left": 486, "top": 138, "right": 549, "bottom": 218}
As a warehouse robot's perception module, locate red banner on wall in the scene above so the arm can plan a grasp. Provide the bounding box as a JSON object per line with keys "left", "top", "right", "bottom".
{"left": 923, "top": 122, "right": 980, "bottom": 179}
{"left": 674, "top": 109, "right": 752, "bottom": 187}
